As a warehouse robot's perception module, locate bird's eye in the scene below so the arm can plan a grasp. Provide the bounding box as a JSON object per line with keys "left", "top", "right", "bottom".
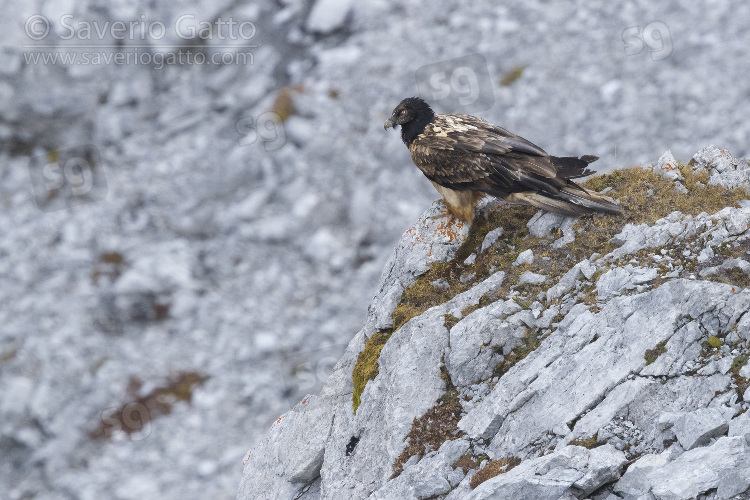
{"left": 399, "top": 109, "right": 407, "bottom": 115}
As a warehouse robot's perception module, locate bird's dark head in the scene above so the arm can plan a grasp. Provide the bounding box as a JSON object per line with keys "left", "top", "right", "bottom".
{"left": 384, "top": 97, "right": 435, "bottom": 145}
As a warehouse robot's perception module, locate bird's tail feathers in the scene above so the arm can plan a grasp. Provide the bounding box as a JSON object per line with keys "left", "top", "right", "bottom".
{"left": 509, "top": 186, "right": 621, "bottom": 217}
{"left": 557, "top": 185, "right": 622, "bottom": 215}
{"left": 550, "top": 155, "right": 599, "bottom": 179}
{"left": 508, "top": 192, "right": 592, "bottom": 216}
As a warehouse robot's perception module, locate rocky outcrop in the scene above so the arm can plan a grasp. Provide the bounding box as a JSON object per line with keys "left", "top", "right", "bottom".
{"left": 238, "top": 146, "right": 750, "bottom": 500}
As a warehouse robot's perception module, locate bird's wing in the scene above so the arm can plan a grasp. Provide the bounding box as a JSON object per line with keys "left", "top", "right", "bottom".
{"left": 409, "top": 114, "right": 560, "bottom": 194}
{"left": 432, "top": 114, "right": 548, "bottom": 154}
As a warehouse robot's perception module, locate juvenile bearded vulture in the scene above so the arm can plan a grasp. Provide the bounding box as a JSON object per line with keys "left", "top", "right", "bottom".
{"left": 384, "top": 97, "right": 621, "bottom": 223}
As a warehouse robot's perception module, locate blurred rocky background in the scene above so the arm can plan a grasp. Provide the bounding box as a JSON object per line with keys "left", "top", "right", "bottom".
{"left": 1, "top": 1, "right": 749, "bottom": 498}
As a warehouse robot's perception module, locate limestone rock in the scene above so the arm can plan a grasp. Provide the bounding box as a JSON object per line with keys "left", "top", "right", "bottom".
{"left": 238, "top": 150, "right": 750, "bottom": 500}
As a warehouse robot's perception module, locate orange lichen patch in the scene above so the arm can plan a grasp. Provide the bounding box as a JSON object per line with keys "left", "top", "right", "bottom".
{"left": 242, "top": 450, "right": 252, "bottom": 466}
{"left": 403, "top": 216, "right": 468, "bottom": 251}
{"left": 290, "top": 396, "right": 310, "bottom": 413}
{"left": 433, "top": 218, "right": 467, "bottom": 243}
{"left": 658, "top": 157, "right": 681, "bottom": 174}
{"left": 271, "top": 414, "right": 286, "bottom": 430}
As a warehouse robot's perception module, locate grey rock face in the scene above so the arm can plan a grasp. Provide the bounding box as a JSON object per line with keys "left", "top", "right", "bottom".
{"left": 672, "top": 408, "right": 729, "bottom": 450}
{"left": 238, "top": 150, "right": 750, "bottom": 500}
{"left": 692, "top": 145, "right": 750, "bottom": 190}
{"left": 614, "top": 437, "right": 750, "bottom": 500}
{"left": 464, "top": 445, "right": 626, "bottom": 500}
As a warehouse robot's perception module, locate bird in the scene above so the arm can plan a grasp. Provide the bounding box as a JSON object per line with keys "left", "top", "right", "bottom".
{"left": 383, "top": 97, "right": 621, "bottom": 223}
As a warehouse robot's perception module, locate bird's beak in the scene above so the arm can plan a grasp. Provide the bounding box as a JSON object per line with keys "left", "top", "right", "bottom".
{"left": 384, "top": 116, "right": 396, "bottom": 130}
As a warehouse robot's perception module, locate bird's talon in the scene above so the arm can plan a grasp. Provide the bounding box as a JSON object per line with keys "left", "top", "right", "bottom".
{"left": 429, "top": 207, "right": 449, "bottom": 220}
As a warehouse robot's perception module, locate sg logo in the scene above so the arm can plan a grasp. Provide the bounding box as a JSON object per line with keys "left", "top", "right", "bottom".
{"left": 415, "top": 54, "right": 494, "bottom": 113}
{"left": 28, "top": 144, "right": 108, "bottom": 212}
{"left": 236, "top": 111, "right": 287, "bottom": 151}
{"left": 279, "top": 344, "right": 347, "bottom": 408}
{"left": 622, "top": 21, "right": 673, "bottom": 61}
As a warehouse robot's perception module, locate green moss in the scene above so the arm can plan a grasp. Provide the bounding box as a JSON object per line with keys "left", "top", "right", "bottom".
{"left": 352, "top": 330, "right": 392, "bottom": 413}
{"left": 582, "top": 165, "right": 748, "bottom": 227}
{"left": 469, "top": 457, "right": 521, "bottom": 489}
{"left": 732, "top": 355, "right": 749, "bottom": 375}
{"left": 499, "top": 66, "right": 525, "bottom": 86}
{"left": 645, "top": 340, "right": 668, "bottom": 365}
{"left": 392, "top": 262, "right": 470, "bottom": 331}
{"left": 707, "top": 336, "right": 722, "bottom": 349}
{"left": 701, "top": 267, "right": 750, "bottom": 290}
{"left": 391, "top": 367, "right": 464, "bottom": 478}
{"left": 444, "top": 314, "right": 460, "bottom": 331}
{"left": 731, "top": 355, "right": 750, "bottom": 402}
{"left": 461, "top": 294, "right": 492, "bottom": 318}
{"left": 569, "top": 432, "right": 601, "bottom": 449}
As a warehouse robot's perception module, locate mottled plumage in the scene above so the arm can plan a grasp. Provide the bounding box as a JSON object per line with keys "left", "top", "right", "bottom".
{"left": 384, "top": 97, "right": 621, "bottom": 223}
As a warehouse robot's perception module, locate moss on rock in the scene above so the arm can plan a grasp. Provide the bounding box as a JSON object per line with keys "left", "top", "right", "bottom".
{"left": 645, "top": 340, "right": 668, "bottom": 365}
{"left": 352, "top": 330, "right": 392, "bottom": 413}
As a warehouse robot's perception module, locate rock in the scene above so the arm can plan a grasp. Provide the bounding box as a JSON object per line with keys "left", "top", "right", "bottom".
{"left": 552, "top": 217, "right": 577, "bottom": 248}
{"left": 697, "top": 245, "right": 715, "bottom": 263}
{"left": 545, "top": 261, "right": 584, "bottom": 301}
{"left": 526, "top": 211, "right": 568, "bottom": 237}
{"left": 447, "top": 298, "right": 521, "bottom": 387}
{"left": 238, "top": 396, "right": 332, "bottom": 498}
{"left": 729, "top": 412, "right": 750, "bottom": 444}
{"left": 578, "top": 260, "right": 596, "bottom": 280}
{"left": 518, "top": 271, "right": 545, "bottom": 285}
{"left": 464, "top": 445, "right": 626, "bottom": 499}
{"left": 650, "top": 150, "right": 684, "bottom": 181}
{"left": 596, "top": 265, "right": 658, "bottom": 301}
{"left": 306, "top": 0, "right": 353, "bottom": 34}
{"left": 613, "top": 437, "right": 750, "bottom": 499}
{"left": 672, "top": 408, "right": 729, "bottom": 450}
{"left": 692, "top": 145, "right": 750, "bottom": 190}
{"left": 481, "top": 227, "right": 504, "bottom": 252}
{"left": 371, "top": 438, "right": 469, "bottom": 499}
{"left": 513, "top": 249, "right": 534, "bottom": 266}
